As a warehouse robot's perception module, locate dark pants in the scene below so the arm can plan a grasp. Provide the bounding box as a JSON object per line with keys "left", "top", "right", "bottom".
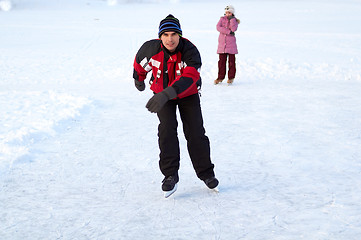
{"left": 218, "top": 53, "right": 236, "bottom": 80}
{"left": 156, "top": 93, "right": 215, "bottom": 181}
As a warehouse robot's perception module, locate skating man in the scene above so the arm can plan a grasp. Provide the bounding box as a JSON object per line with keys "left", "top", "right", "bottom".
{"left": 133, "top": 14, "right": 218, "bottom": 197}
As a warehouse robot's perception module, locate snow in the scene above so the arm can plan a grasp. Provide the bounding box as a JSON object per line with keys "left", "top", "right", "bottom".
{"left": 0, "top": 0, "right": 11, "bottom": 11}
{"left": 1, "top": 0, "right": 361, "bottom": 239}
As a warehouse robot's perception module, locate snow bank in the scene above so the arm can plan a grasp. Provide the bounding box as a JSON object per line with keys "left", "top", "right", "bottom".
{"left": 240, "top": 58, "right": 361, "bottom": 82}
{"left": 0, "top": 91, "right": 91, "bottom": 173}
{"left": 0, "top": 0, "right": 11, "bottom": 11}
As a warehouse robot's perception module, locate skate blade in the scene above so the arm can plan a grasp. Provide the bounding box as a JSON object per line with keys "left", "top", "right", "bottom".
{"left": 164, "top": 183, "right": 178, "bottom": 198}
{"left": 211, "top": 187, "right": 219, "bottom": 193}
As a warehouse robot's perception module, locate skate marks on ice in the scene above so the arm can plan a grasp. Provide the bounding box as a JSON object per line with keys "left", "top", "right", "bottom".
{"left": 119, "top": 185, "right": 225, "bottom": 239}
{"left": 164, "top": 184, "right": 220, "bottom": 199}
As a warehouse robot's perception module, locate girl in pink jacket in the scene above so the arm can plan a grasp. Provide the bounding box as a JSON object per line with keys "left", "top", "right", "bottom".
{"left": 215, "top": 5, "right": 240, "bottom": 84}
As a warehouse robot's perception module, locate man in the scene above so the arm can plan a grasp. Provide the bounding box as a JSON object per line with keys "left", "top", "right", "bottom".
{"left": 133, "top": 14, "right": 218, "bottom": 197}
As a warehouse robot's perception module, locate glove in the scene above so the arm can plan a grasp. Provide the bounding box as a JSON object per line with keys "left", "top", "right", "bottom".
{"left": 146, "top": 87, "right": 177, "bottom": 113}
{"left": 230, "top": 31, "right": 235, "bottom": 36}
{"left": 134, "top": 79, "right": 145, "bottom": 91}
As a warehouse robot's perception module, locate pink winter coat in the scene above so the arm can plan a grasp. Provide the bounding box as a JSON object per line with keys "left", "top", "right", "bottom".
{"left": 216, "top": 15, "right": 238, "bottom": 54}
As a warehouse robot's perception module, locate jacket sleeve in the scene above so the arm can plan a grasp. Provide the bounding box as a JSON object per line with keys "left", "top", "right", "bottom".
{"left": 216, "top": 17, "right": 231, "bottom": 35}
{"left": 133, "top": 40, "right": 159, "bottom": 82}
{"left": 229, "top": 18, "right": 239, "bottom": 32}
{"left": 133, "top": 59, "right": 147, "bottom": 82}
{"left": 171, "top": 40, "right": 201, "bottom": 94}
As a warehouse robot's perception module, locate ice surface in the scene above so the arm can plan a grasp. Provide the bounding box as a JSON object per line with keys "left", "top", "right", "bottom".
{"left": 1, "top": 0, "right": 361, "bottom": 239}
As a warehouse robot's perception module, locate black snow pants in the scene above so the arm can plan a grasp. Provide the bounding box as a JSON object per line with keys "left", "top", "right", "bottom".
{"left": 156, "top": 93, "right": 215, "bottom": 181}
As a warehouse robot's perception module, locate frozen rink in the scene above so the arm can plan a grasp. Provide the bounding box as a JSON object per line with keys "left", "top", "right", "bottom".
{"left": 1, "top": 0, "right": 361, "bottom": 239}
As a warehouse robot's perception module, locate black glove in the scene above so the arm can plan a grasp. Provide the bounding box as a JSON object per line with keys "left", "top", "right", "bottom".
{"left": 134, "top": 79, "right": 145, "bottom": 91}
{"left": 230, "top": 31, "right": 235, "bottom": 36}
{"left": 146, "top": 87, "right": 177, "bottom": 113}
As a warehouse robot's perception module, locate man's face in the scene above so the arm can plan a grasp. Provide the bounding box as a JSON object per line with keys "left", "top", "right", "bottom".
{"left": 160, "top": 31, "right": 180, "bottom": 52}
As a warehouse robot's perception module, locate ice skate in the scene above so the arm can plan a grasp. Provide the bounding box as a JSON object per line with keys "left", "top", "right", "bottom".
{"left": 204, "top": 176, "right": 219, "bottom": 189}
{"left": 214, "top": 79, "right": 223, "bottom": 85}
{"left": 162, "top": 174, "right": 179, "bottom": 198}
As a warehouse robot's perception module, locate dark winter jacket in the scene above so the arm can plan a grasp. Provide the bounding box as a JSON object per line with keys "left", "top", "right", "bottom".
{"left": 133, "top": 37, "right": 201, "bottom": 99}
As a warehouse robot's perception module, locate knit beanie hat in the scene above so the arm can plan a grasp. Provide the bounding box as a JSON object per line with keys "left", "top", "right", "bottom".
{"left": 225, "top": 5, "right": 235, "bottom": 14}
{"left": 158, "top": 14, "right": 182, "bottom": 38}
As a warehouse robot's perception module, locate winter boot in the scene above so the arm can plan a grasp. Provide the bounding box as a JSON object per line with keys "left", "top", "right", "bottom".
{"left": 214, "top": 79, "right": 223, "bottom": 85}
{"left": 204, "top": 176, "right": 219, "bottom": 189}
{"left": 227, "top": 78, "right": 234, "bottom": 84}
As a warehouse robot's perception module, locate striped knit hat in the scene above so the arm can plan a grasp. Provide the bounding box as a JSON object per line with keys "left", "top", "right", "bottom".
{"left": 158, "top": 14, "right": 182, "bottom": 38}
